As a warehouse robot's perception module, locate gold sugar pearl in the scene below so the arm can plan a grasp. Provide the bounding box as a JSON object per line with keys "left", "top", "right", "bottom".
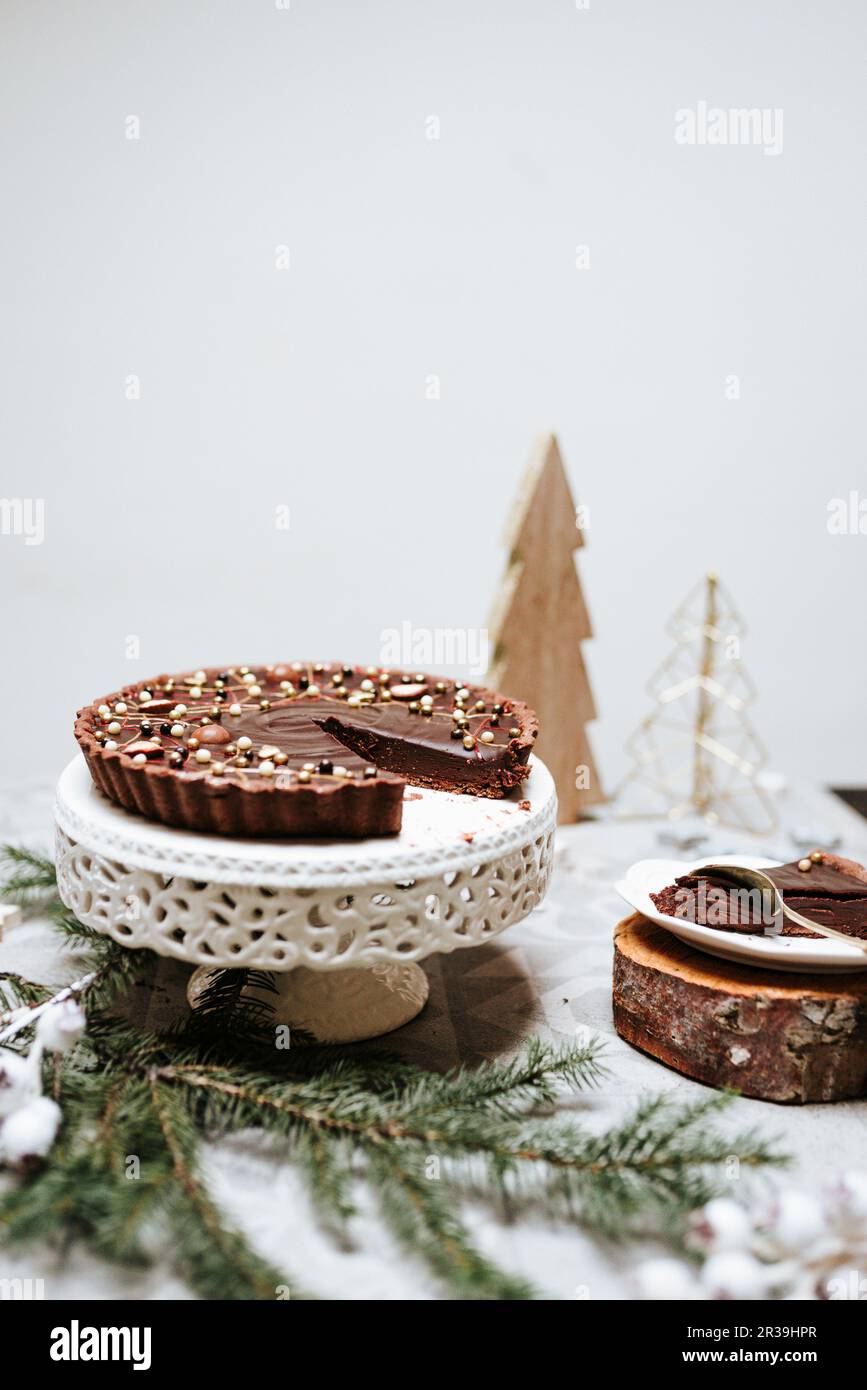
{"left": 797, "top": 858, "right": 812, "bottom": 873}
{"left": 509, "top": 726, "right": 520, "bottom": 737}
{"left": 274, "top": 752, "right": 288, "bottom": 765}
{"left": 297, "top": 770, "right": 311, "bottom": 783}
{"left": 210, "top": 761, "right": 225, "bottom": 776}
{"left": 810, "top": 851, "right": 824, "bottom": 863}
{"left": 303, "top": 762, "right": 315, "bottom": 772}
{"left": 474, "top": 701, "right": 486, "bottom": 712}
{"left": 187, "top": 737, "right": 200, "bottom": 750}
{"left": 462, "top": 735, "right": 475, "bottom": 750}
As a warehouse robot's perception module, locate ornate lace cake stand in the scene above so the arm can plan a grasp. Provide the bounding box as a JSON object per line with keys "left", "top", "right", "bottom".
{"left": 54, "top": 756, "right": 556, "bottom": 1042}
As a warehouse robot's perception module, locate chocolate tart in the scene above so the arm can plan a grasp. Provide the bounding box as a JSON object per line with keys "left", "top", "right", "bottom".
{"left": 651, "top": 853, "right": 867, "bottom": 940}
{"left": 74, "top": 664, "right": 538, "bottom": 838}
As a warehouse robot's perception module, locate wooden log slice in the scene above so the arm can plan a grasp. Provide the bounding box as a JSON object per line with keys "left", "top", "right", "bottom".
{"left": 613, "top": 914, "right": 867, "bottom": 1104}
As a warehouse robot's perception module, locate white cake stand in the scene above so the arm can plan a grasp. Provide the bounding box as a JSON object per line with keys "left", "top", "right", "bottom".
{"left": 54, "top": 755, "right": 556, "bottom": 1042}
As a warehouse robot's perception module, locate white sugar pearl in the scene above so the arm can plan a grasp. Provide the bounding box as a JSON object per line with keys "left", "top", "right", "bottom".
{"left": 303, "top": 763, "right": 315, "bottom": 772}
{"left": 360, "top": 679, "right": 374, "bottom": 692}
{"left": 456, "top": 688, "right": 470, "bottom": 700}
{"left": 237, "top": 736, "right": 252, "bottom": 750}
{"left": 114, "top": 702, "right": 127, "bottom": 714}
{"left": 195, "top": 749, "right": 211, "bottom": 764}
{"left": 242, "top": 673, "right": 256, "bottom": 684}
{"left": 132, "top": 753, "right": 147, "bottom": 766}
{"left": 258, "top": 760, "right": 275, "bottom": 776}
{"left": 190, "top": 686, "right": 202, "bottom": 699}
{"left": 107, "top": 721, "right": 122, "bottom": 735}
{"left": 229, "top": 704, "right": 242, "bottom": 716}
{"left": 0, "top": 1096, "right": 62, "bottom": 1164}
{"left": 248, "top": 684, "right": 262, "bottom": 697}
{"left": 306, "top": 684, "right": 320, "bottom": 697}
{"left": 104, "top": 740, "right": 118, "bottom": 751}
{"left": 139, "top": 690, "right": 152, "bottom": 702}
{"left": 172, "top": 704, "right": 187, "bottom": 717}
{"left": 633, "top": 1258, "right": 699, "bottom": 1302}
{"left": 98, "top": 704, "right": 111, "bottom": 718}
{"left": 171, "top": 723, "right": 185, "bottom": 737}
{"left": 194, "top": 670, "right": 207, "bottom": 683}
{"left": 334, "top": 766, "right": 348, "bottom": 778}
{"left": 347, "top": 696, "right": 361, "bottom": 707}
{"left": 480, "top": 731, "right": 495, "bottom": 744}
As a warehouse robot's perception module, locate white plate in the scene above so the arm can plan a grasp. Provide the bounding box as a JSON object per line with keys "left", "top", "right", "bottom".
{"left": 616, "top": 854, "right": 867, "bottom": 974}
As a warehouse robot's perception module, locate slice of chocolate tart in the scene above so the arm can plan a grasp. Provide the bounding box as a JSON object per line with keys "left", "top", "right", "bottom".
{"left": 650, "top": 853, "right": 867, "bottom": 939}
{"left": 74, "top": 664, "right": 538, "bottom": 838}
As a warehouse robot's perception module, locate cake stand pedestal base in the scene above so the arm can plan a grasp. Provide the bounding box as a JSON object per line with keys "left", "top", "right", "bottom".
{"left": 187, "top": 960, "right": 429, "bottom": 1043}
{"left": 54, "top": 755, "right": 556, "bottom": 1044}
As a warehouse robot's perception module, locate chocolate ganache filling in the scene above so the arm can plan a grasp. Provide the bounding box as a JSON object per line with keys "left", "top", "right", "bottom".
{"left": 74, "top": 663, "right": 538, "bottom": 837}
{"left": 650, "top": 853, "right": 867, "bottom": 939}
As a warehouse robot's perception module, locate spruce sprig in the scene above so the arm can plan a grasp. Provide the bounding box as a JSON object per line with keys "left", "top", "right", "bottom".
{"left": 0, "top": 850, "right": 787, "bottom": 1300}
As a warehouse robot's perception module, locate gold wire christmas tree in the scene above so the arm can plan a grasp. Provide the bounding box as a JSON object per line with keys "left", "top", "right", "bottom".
{"left": 618, "top": 573, "right": 777, "bottom": 833}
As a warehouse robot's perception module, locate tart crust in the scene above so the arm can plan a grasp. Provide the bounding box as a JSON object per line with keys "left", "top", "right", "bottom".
{"left": 74, "top": 664, "right": 538, "bottom": 838}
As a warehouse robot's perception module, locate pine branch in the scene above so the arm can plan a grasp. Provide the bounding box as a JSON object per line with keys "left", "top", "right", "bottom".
{"left": 0, "top": 846, "right": 56, "bottom": 907}
{"left": 0, "top": 844, "right": 790, "bottom": 1301}
{"left": 148, "top": 1076, "right": 310, "bottom": 1301}
{"left": 368, "top": 1144, "right": 536, "bottom": 1300}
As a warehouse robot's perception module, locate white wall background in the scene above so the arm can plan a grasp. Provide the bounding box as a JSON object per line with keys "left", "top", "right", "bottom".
{"left": 2, "top": 0, "right": 865, "bottom": 795}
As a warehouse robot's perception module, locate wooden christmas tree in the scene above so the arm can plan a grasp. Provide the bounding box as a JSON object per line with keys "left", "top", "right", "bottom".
{"left": 488, "top": 434, "right": 603, "bottom": 822}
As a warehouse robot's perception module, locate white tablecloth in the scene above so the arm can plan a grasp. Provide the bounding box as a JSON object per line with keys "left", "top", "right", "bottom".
{"left": 1, "top": 775, "right": 865, "bottom": 1301}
